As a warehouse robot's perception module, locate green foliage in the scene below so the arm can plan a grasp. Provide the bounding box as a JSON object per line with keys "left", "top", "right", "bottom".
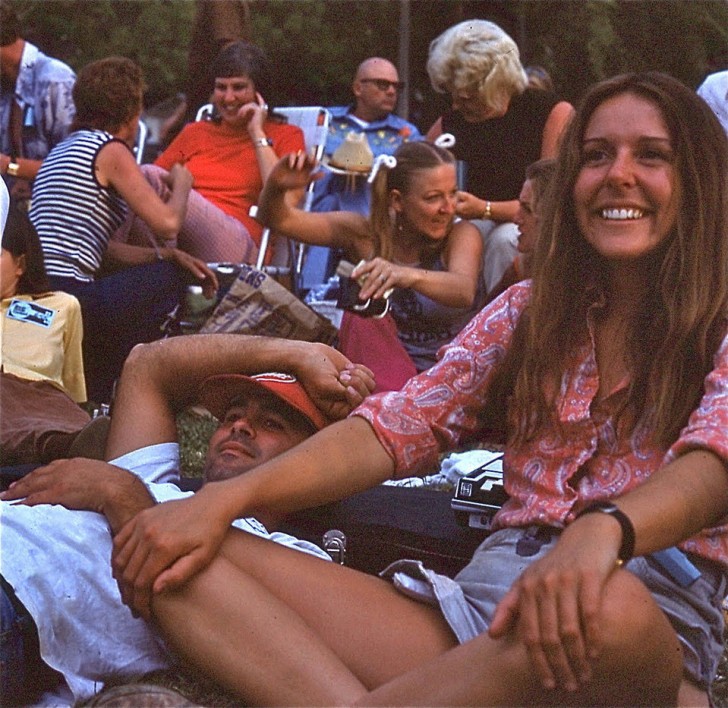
{"left": 10, "top": 0, "right": 728, "bottom": 121}
{"left": 248, "top": 0, "right": 400, "bottom": 106}
{"left": 514, "top": 0, "right": 728, "bottom": 103}
{"left": 177, "top": 407, "right": 217, "bottom": 478}
{"left": 14, "top": 0, "right": 194, "bottom": 104}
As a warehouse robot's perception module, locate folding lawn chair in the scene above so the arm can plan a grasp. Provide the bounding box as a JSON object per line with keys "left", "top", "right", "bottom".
{"left": 133, "top": 119, "right": 148, "bottom": 164}
{"left": 259, "top": 106, "right": 330, "bottom": 291}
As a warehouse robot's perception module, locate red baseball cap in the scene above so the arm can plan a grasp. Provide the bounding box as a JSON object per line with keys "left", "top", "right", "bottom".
{"left": 198, "top": 372, "right": 329, "bottom": 431}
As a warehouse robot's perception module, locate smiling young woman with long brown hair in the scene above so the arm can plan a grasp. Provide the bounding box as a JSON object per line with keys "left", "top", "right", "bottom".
{"left": 111, "top": 72, "right": 728, "bottom": 706}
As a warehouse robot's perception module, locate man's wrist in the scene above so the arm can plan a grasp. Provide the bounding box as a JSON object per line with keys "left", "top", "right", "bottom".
{"left": 103, "top": 471, "right": 157, "bottom": 535}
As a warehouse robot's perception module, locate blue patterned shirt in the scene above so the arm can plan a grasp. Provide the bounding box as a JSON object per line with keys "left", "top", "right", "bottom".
{"left": 0, "top": 42, "right": 76, "bottom": 162}
{"left": 312, "top": 105, "right": 422, "bottom": 215}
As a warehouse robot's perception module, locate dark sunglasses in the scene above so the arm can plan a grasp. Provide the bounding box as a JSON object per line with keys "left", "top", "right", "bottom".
{"left": 360, "top": 78, "right": 405, "bottom": 91}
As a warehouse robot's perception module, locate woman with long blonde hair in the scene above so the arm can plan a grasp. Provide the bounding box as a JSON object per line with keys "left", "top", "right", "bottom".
{"left": 258, "top": 140, "right": 485, "bottom": 389}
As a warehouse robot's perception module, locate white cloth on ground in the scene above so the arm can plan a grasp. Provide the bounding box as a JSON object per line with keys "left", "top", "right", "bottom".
{"left": 384, "top": 448, "right": 503, "bottom": 488}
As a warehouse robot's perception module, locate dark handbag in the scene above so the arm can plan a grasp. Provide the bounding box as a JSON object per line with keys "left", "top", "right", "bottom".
{"left": 334, "top": 260, "right": 390, "bottom": 318}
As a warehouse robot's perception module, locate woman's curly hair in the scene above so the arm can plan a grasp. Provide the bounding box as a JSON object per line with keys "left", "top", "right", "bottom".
{"left": 427, "top": 20, "right": 528, "bottom": 115}
{"left": 71, "top": 57, "right": 145, "bottom": 133}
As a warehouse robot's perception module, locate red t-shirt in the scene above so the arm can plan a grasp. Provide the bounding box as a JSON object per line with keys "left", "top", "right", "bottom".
{"left": 155, "top": 119, "right": 304, "bottom": 245}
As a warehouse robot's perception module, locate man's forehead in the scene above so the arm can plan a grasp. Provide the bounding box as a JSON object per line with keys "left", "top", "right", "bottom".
{"left": 225, "top": 391, "right": 284, "bottom": 415}
{"left": 221, "top": 390, "right": 317, "bottom": 437}
{"left": 358, "top": 59, "right": 398, "bottom": 79}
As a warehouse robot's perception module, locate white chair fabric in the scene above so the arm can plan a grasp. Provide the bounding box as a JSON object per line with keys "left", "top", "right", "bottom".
{"left": 133, "top": 119, "right": 148, "bottom": 164}
{"left": 256, "top": 107, "right": 330, "bottom": 279}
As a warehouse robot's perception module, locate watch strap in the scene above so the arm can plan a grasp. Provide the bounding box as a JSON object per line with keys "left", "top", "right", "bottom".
{"left": 576, "top": 501, "right": 635, "bottom": 564}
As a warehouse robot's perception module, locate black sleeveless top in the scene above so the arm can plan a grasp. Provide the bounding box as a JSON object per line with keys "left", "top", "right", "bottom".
{"left": 441, "top": 88, "right": 559, "bottom": 201}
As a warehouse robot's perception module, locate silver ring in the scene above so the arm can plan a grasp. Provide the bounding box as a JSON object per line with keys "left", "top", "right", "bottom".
{"left": 380, "top": 273, "right": 386, "bottom": 281}
{"left": 261, "top": 103, "right": 269, "bottom": 112}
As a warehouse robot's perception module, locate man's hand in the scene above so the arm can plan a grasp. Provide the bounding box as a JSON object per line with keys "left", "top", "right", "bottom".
{"left": 112, "top": 484, "right": 232, "bottom": 620}
{"left": 292, "top": 342, "right": 375, "bottom": 420}
{"left": 0, "top": 458, "right": 156, "bottom": 535}
{"left": 489, "top": 516, "right": 622, "bottom": 693}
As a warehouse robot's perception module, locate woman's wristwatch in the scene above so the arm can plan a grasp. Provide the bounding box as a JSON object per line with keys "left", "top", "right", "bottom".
{"left": 575, "top": 501, "right": 636, "bottom": 565}
{"left": 253, "top": 137, "right": 273, "bottom": 149}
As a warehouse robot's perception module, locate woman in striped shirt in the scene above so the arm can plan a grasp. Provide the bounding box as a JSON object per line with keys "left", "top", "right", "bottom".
{"left": 29, "top": 57, "right": 217, "bottom": 404}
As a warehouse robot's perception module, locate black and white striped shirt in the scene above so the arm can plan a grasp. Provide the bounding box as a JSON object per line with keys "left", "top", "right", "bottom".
{"left": 30, "top": 130, "right": 129, "bottom": 282}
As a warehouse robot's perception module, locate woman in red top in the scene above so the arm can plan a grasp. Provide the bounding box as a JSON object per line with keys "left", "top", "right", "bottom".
{"left": 117, "top": 41, "right": 304, "bottom": 264}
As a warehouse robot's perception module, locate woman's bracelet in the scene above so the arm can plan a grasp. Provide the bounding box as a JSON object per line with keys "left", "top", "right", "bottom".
{"left": 482, "top": 200, "right": 492, "bottom": 220}
{"left": 253, "top": 137, "right": 274, "bottom": 149}
{"left": 2, "top": 154, "right": 20, "bottom": 177}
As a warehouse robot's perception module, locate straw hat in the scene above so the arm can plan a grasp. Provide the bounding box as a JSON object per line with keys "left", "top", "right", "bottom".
{"left": 326, "top": 132, "right": 374, "bottom": 174}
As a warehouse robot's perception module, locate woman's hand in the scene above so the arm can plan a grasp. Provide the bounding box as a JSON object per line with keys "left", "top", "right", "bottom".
{"left": 352, "top": 257, "right": 414, "bottom": 300}
{"left": 164, "top": 162, "right": 194, "bottom": 193}
{"left": 161, "top": 248, "right": 219, "bottom": 299}
{"left": 266, "top": 151, "right": 319, "bottom": 193}
{"left": 489, "top": 516, "right": 622, "bottom": 693}
{"left": 455, "top": 191, "right": 489, "bottom": 220}
{"left": 241, "top": 91, "right": 270, "bottom": 136}
{"left": 112, "top": 484, "right": 233, "bottom": 620}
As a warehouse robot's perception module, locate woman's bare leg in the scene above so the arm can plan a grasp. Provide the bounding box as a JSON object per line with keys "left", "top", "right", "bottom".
{"left": 152, "top": 529, "right": 457, "bottom": 704}
{"left": 153, "top": 529, "right": 689, "bottom": 706}
{"left": 358, "top": 568, "right": 684, "bottom": 706}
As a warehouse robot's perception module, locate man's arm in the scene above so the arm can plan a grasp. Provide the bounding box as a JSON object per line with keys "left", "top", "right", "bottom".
{"left": 105, "top": 334, "right": 374, "bottom": 460}
{"left": 0, "top": 336, "right": 372, "bottom": 536}
{"left": 0, "top": 458, "right": 156, "bottom": 535}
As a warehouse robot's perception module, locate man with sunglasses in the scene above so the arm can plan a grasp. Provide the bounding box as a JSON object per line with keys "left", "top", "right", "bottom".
{"left": 312, "top": 57, "right": 422, "bottom": 217}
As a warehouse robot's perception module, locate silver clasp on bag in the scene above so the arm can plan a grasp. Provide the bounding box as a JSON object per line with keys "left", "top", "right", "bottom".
{"left": 322, "top": 529, "right": 347, "bottom": 564}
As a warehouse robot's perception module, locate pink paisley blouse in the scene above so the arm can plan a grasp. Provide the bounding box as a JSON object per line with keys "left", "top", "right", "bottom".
{"left": 353, "top": 281, "right": 728, "bottom": 568}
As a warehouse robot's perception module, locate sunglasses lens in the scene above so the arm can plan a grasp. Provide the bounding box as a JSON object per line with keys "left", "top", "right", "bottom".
{"left": 363, "top": 79, "right": 403, "bottom": 91}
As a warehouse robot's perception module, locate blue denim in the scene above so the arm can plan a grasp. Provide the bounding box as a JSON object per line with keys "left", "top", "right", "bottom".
{"left": 0, "top": 576, "right": 58, "bottom": 705}
{"left": 49, "top": 260, "right": 184, "bottom": 403}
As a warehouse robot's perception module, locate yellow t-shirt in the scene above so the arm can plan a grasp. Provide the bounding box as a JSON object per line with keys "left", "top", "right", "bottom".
{"left": 0, "top": 291, "right": 86, "bottom": 402}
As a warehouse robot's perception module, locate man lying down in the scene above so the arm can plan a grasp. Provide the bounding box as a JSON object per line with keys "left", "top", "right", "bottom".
{"left": 0, "top": 334, "right": 374, "bottom": 705}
